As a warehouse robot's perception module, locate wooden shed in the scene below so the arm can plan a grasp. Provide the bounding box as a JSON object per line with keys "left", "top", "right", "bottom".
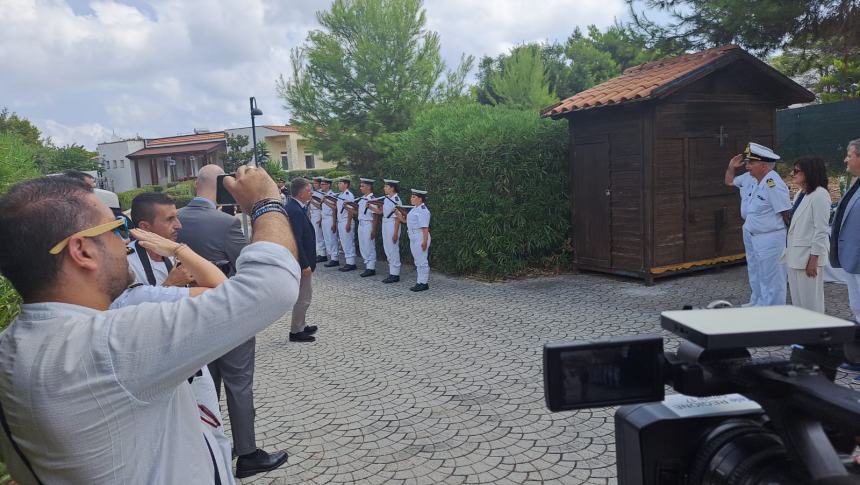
{"left": 542, "top": 45, "right": 815, "bottom": 284}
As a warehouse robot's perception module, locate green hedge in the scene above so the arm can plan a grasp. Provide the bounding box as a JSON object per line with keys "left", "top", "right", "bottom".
{"left": 374, "top": 103, "right": 570, "bottom": 278}
{"left": 118, "top": 180, "right": 195, "bottom": 211}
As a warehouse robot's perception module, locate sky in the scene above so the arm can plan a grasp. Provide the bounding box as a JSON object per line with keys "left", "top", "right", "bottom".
{"left": 1, "top": 0, "right": 644, "bottom": 149}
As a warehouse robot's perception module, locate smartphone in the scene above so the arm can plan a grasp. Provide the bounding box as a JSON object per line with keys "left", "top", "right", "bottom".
{"left": 216, "top": 174, "right": 236, "bottom": 205}
{"left": 543, "top": 335, "right": 665, "bottom": 412}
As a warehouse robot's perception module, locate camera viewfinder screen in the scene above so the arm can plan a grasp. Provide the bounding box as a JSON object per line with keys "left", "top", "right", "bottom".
{"left": 544, "top": 337, "right": 663, "bottom": 411}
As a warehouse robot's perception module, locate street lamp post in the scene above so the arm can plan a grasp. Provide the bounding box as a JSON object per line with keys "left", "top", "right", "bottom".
{"left": 250, "top": 97, "right": 263, "bottom": 167}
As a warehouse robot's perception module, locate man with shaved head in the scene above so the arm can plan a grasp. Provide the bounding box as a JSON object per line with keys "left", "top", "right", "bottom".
{"left": 178, "top": 164, "right": 288, "bottom": 478}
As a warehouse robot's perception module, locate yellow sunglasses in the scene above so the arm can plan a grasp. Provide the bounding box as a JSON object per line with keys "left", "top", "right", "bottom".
{"left": 49, "top": 217, "right": 130, "bottom": 255}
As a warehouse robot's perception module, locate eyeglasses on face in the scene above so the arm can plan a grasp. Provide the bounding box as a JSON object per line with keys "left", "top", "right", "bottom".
{"left": 49, "top": 217, "right": 130, "bottom": 255}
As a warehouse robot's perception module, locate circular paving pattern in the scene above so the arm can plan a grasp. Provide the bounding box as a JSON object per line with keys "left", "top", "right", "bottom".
{"left": 229, "top": 263, "right": 859, "bottom": 484}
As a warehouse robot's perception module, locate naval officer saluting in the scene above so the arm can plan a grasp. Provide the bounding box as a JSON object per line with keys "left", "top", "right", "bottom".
{"left": 725, "top": 142, "right": 791, "bottom": 306}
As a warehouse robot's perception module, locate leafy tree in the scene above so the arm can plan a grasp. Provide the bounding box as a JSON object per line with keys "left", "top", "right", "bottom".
{"left": 221, "top": 134, "right": 253, "bottom": 173}
{"left": 38, "top": 144, "right": 100, "bottom": 174}
{"left": 0, "top": 108, "right": 42, "bottom": 147}
{"left": 277, "top": 0, "right": 471, "bottom": 173}
{"left": 627, "top": 0, "right": 860, "bottom": 101}
{"left": 482, "top": 44, "right": 558, "bottom": 111}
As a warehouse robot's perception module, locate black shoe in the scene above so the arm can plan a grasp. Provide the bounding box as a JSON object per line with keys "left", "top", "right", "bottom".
{"left": 381, "top": 275, "right": 400, "bottom": 284}
{"left": 289, "top": 332, "right": 316, "bottom": 342}
{"left": 338, "top": 264, "right": 357, "bottom": 272}
{"left": 235, "top": 449, "right": 289, "bottom": 479}
{"left": 360, "top": 269, "right": 376, "bottom": 277}
{"left": 303, "top": 325, "right": 318, "bottom": 335}
{"left": 409, "top": 283, "right": 429, "bottom": 292}
{"left": 316, "top": 255, "right": 328, "bottom": 263}
{"left": 324, "top": 260, "right": 340, "bottom": 267}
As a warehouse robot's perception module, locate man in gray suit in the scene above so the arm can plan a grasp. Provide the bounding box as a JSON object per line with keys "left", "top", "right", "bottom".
{"left": 830, "top": 139, "right": 860, "bottom": 321}
{"left": 178, "top": 164, "right": 288, "bottom": 478}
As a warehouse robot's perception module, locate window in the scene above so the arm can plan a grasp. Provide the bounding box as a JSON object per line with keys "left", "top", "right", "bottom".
{"left": 281, "top": 152, "right": 289, "bottom": 170}
{"left": 305, "top": 154, "right": 315, "bottom": 169}
{"left": 120, "top": 160, "right": 125, "bottom": 168}
{"left": 113, "top": 160, "right": 117, "bottom": 169}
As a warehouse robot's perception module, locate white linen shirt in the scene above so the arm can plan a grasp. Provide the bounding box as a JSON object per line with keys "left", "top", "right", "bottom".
{"left": 357, "top": 194, "right": 376, "bottom": 222}
{"left": 406, "top": 204, "right": 431, "bottom": 233}
{"left": 0, "top": 241, "right": 300, "bottom": 484}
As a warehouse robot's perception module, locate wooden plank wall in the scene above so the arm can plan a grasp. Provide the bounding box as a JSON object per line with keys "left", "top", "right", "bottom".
{"left": 570, "top": 107, "right": 645, "bottom": 272}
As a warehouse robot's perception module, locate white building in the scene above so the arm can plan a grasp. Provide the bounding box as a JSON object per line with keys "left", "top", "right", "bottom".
{"left": 96, "top": 126, "right": 332, "bottom": 193}
{"left": 224, "top": 125, "right": 329, "bottom": 171}
{"left": 97, "top": 138, "right": 145, "bottom": 193}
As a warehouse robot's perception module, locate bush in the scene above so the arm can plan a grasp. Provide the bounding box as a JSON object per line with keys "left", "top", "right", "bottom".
{"left": 285, "top": 167, "right": 352, "bottom": 181}
{"left": 118, "top": 185, "right": 158, "bottom": 210}
{"left": 376, "top": 103, "right": 570, "bottom": 278}
{"left": 0, "top": 133, "right": 40, "bottom": 329}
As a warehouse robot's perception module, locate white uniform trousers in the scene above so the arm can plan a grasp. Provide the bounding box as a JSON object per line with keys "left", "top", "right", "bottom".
{"left": 844, "top": 272, "right": 860, "bottom": 324}
{"left": 409, "top": 229, "right": 431, "bottom": 284}
{"left": 322, "top": 215, "right": 339, "bottom": 262}
{"left": 742, "top": 227, "right": 760, "bottom": 306}
{"left": 358, "top": 220, "right": 376, "bottom": 270}
{"left": 312, "top": 210, "right": 326, "bottom": 257}
{"left": 382, "top": 220, "right": 401, "bottom": 276}
{"left": 787, "top": 268, "right": 825, "bottom": 313}
{"left": 747, "top": 229, "right": 787, "bottom": 306}
{"left": 338, "top": 217, "right": 357, "bottom": 265}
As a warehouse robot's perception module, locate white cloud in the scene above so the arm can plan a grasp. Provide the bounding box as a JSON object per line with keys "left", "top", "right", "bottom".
{"left": 1, "top": 0, "right": 630, "bottom": 149}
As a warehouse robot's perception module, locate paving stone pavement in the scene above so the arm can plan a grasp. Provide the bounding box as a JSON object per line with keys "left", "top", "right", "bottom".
{"left": 227, "top": 263, "right": 859, "bottom": 484}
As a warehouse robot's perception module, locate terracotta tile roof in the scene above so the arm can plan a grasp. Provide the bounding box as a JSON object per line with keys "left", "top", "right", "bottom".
{"left": 263, "top": 125, "right": 299, "bottom": 133}
{"left": 127, "top": 141, "right": 225, "bottom": 159}
{"left": 543, "top": 45, "right": 743, "bottom": 117}
{"left": 147, "top": 132, "right": 225, "bottom": 147}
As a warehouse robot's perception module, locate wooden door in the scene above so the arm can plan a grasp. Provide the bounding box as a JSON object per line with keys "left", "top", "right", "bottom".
{"left": 574, "top": 142, "right": 611, "bottom": 267}
{"left": 684, "top": 137, "right": 743, "bottom": 261}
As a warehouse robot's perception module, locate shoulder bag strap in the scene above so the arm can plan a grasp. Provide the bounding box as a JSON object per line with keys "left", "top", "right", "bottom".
{"left": 135, "top": 240, "right": 157, "bottom": 286}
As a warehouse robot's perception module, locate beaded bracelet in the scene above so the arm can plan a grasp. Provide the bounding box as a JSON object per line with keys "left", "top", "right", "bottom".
{"left": 251, "top": 204, "right": 288, "bottom": 224}
{"left": 251, "top": 198, "right": 283, "bottom": 215}
{"left": 251, "top": 201, "right": 283, "bottom": 218}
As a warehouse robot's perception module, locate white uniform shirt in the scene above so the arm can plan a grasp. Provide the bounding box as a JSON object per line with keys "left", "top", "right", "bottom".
{"left": 407, "top": 204, "right": 431, "bottom": 232}
{"left": 357, "top": 193, "right": 376, "bottom": 222}
{"left": 310, "top": 189, "right": 324, "bottom": 222}
{"left": 733, "top": 172, "right": 756, "bottom": 220}
{"left": 0, "top": 242, "right": 300, "bottom": 484}
{"left": 743, "top": 170, "right": 791, "bottom": 234}
{"left": 321, "top": 189, "right": 336, "bottom": 218}
{"left": 335, "top": 189, "right": 354, "bottom": 217}
{"left": 127, "top": 241, "right": 174, "bottom": 286}
{"left": 382, "top": 195, "right": 401, "bottom": 224}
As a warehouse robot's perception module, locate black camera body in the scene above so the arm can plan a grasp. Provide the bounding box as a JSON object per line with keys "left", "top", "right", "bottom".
{"left": 544, "top": 305, "right": 860, "bottom": 484}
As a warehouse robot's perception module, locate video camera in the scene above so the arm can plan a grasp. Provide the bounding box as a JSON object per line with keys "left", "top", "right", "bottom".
{"left": 544, "top": 305, "right": 860, "bottom": 484}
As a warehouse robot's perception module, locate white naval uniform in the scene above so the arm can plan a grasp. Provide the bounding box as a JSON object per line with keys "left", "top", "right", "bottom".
{"left": 311, "top": 189, "right": 326, "bottom": 257}
{"left": 382, "top": 194, "right": 402, "bottom": 276}
{"left": 357, "top": 193, "right": 377, "bottom": 270}
{"left": 733, "top": 172, "right": 759, "bottom": 305}
{"left": 740, "top": 170, "right": 791, "bottom": 306}
{"left": 321, "top": 189, "right": 340, "bottom": 262}
{"left": 336, "top": 189, "right": 357, "bottom": 265}
{"left": 407, "top": 203, "right": 431, "bottom": 284}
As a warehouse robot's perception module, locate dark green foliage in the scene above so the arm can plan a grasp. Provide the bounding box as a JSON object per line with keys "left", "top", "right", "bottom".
{"left": 221, "top": 134, "right": 252, "bottom": 173}
{"left": 376, "top": 103, "right": 570, "bottom": 278}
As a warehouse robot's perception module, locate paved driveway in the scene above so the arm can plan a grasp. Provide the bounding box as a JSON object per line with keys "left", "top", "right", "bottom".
{"left": 236, "top": 263, "right": 857, "bottom": 484}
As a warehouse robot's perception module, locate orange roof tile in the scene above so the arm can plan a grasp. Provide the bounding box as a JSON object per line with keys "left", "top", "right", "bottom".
{"left": 543, "top": 45, "right": 747, "bottom": 117}
{"left": 147, "top": 132, "right": 225, "bottom": 146}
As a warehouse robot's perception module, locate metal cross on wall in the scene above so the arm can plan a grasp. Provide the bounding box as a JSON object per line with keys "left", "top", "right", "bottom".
{"left": 715, "top": 125, "right": 729, "bottom": 147}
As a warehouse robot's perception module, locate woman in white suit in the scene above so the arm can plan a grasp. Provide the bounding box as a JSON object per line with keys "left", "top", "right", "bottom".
{"left": 781, "top": 157, "right": 832, "bottom": 312}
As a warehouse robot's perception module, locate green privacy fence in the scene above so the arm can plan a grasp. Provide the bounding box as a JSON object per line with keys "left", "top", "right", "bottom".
{"left": 777, "top": 98, "right": 860, "bottom": 172}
